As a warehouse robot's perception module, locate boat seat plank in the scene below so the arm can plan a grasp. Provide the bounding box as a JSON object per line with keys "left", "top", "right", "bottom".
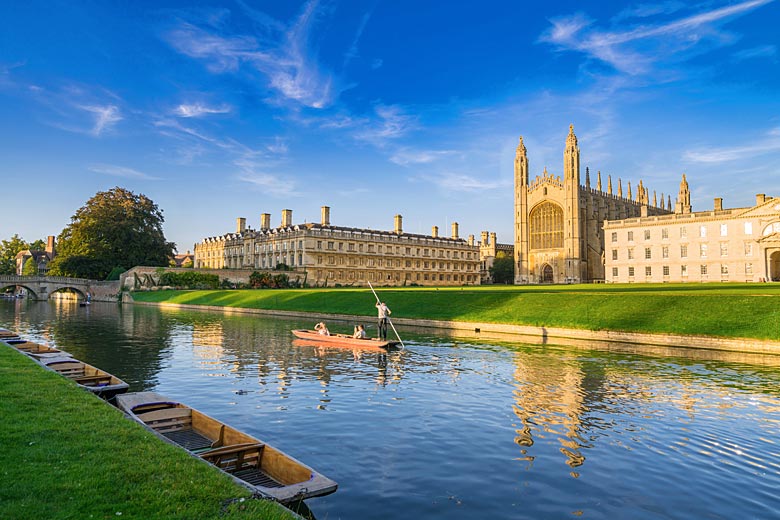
{"left": 74, "top": 375, "right": 114, "bottom": 386}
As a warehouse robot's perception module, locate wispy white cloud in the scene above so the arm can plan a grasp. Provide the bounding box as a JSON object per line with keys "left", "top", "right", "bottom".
{"left": 351, "top": 104, "right": 418, "bottom": 147}
{"left": 731, "top": 44, "right": 777, "bottom": 61}
{"left": 165, "top": 0, "right": 339, "bottom": 109}
{"left": 174, "top": 102, "right": 232, "bottom": 117}
{"left": 89, "top": 163, "right": 160, "bottom": 180}
{"left": 683, "top": 127, "right": 780, "bottom": 163}
{"left": 540, "top": 0, "right": 774, "bottom": 75}
{"left": 342, "top": 12, "right": 372, "bottom": 69}
{"left": 417, "top": 172, "right": 508, "bottom": 192}
{"left": 78, "top": 104, "right": 122, "bottom": 136}
{"left": 390, "top": 148, "right": 457, "bottom": 166}
{"left": 613, "top": 2, "right": 686, "bottom": 22}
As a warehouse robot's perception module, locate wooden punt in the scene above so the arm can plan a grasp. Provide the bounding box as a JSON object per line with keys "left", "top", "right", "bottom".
{"left": 10, "top": 340, "right": 71, "bottom": 359}
{"left": 291, "top": 329, "right": 399, "bottom": 349}
{"left": 0, "top": 329, "right": 20, "bottom": 341}
{"left": 116, "top": 392, "right": 338, "bottom": 503}
{"left": 38, "top": 356, "right": 129, "bottom": 399}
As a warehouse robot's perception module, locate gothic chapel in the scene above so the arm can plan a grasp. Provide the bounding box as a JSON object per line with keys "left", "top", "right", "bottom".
{"left": 514, "top": 125, "right": 671, "bottom": 283}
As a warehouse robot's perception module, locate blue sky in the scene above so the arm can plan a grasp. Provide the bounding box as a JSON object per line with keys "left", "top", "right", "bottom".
{"left": 2, "top": 0, "right": 779, "bottom": 252}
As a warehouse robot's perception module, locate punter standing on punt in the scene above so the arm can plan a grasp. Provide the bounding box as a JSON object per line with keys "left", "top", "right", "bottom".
{"left": 375, "top": 301, "right": 391, "bottom": 340}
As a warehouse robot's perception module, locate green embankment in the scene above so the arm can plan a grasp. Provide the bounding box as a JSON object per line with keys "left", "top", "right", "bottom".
{"left": 0, "top": 346, "right": 296, "bottom": 520}
{"left": 131, "top": 283, "right": 780, "bottom": 340}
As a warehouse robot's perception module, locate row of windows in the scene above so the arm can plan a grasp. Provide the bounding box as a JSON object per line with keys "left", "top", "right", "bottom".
{"left": 612, "top": 222, "right": 755, "bottom": 243}
{"left": 316, "top": 256, "right": 475, "bottom": 271}
{"left": 614, "top": 263, "right": 753, "bottom": 277}
{"left": 614, "top": 243, "right": 754, "bottom": 260}
{"left": 314, "top": 270, "right": 477, "bottom": 283}
{"left": 315, "top": 241, "right": 473, "bottom": 259}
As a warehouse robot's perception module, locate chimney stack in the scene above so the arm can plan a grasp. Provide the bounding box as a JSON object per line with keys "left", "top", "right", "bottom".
{"left": 468, "top": 234, "right": 474, "bottom": 247}
{"left": 394, "top": 214, "right": 403, "bottom": 234}
{"left": 451, "top": 222, "right": 459, "bottom": 239}
{"left": 45, "top": 236, "right": 55, "bottom": 255}
{"left": 236, "top": 218, "right": 246, "bottom": 233}
{"left": 281, "top": 209, "right": 293, "bottom": 228}
{"left": 481, "top": 231, "right": 488, "bottom": 245}
{"left": 321, "top": 206, "right": 330, "bottom": 226}
{"left": 756, "top": 194, "right": 766, "bottom": 205}
{"left": 432, "top": 226, "right": 438, "bottom": 238}
{"left": 714, "top": 198, "right": 723, "bottom": 211}
{"left": 490, "top": 232, "right": 497, "bottom": 245}
{"left": 260, "top": 213, "right": 271, "bottom": 231}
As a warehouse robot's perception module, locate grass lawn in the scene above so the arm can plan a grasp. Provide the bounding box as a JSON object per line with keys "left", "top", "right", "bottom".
{"left": 131, "top": 283, "right": 780, "bottom": 340}
{"left": 0, "top": 345, "right": 297, "bottom": 520}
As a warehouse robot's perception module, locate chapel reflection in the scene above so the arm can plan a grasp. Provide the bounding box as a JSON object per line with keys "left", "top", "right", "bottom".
{"left": 512, "top": 351, "right": 589, "bottom": 470}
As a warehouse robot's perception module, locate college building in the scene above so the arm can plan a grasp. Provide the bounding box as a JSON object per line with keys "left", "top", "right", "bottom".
{"left": 194, "top": 207, "right": 481, "bottom": 286}
{"left": 605, "top": 184, "right": 780, "bottom": 283}
{"left": 513, "top": 125, "right": 671, "bottom": 284}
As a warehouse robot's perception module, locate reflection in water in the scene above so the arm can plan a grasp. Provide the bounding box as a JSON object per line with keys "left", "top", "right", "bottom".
{"left": 4, "top": 300, "right": 780, "bottom": 520}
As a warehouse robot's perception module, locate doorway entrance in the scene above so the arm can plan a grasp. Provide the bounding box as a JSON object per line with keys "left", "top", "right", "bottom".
{"left": 542, "top": 264, "right": 554, "bottom": 283}
{"left": 770, "top": 251, "right": 780, "bottom": 281}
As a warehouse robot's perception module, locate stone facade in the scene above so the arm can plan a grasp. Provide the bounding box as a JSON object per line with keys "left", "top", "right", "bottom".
{"left": 478, "top": 231, "right": 514, "bottom": 283}
{"left": 15, "top": 236, "right": 56, "bottom": 275}
{"left": 194, "top": 208, "right": 481, "bottom": 287}
{"left": 605, "top": 189, "right": 780, "bottom": 283}
{"left": 514, "top": 126, "right": 672, "bottom": 283}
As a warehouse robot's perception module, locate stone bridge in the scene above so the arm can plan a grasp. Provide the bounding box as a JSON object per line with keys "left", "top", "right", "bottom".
{"left": 0, "top": 275, "right": 121, "bottom": 302}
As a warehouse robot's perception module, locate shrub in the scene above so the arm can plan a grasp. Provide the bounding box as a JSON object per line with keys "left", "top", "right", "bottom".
{"left": 158, "top": 271, "right": 220, "bottom": 289}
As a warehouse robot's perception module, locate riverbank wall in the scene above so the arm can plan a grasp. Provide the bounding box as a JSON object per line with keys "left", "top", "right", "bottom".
{"left": 130, "top": 298, "right": 780, "bottom": 356}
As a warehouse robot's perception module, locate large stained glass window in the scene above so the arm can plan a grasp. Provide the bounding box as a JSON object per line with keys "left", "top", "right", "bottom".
{"left": 530, "top": 202, "right": 563, "bottom": 250}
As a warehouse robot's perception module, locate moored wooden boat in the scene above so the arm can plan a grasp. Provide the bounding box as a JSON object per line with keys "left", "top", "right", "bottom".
{"left": 291, "top": 329, "right": 399, "bottom": 349}
{"left": 38, "top": 356, "right": 129, "bottom": 399}
{"left": 116, "top": 392, "right": 338, "bottom": 503}
{"left": 10, "top": 340, "right": 71, "bottom": 359}
{"left": 0, "top": 328, "right": 20, "bottom": 341}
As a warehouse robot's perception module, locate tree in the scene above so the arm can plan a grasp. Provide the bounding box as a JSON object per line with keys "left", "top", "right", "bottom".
{"left": 489, "top": 252, "right": 515, "bottom": 284}
{"left": 49, "top": 187, "right": 175, "bottom": 280}
{"left": 22, "top": 257, "right": 39, "bottom": 276}
{"left": 0, "top": 234, "right": 32, "bottom": 275}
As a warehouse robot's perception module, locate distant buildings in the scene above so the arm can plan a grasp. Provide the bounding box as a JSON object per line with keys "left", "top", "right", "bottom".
{"left": 605, "top": 189, "right": 780, "bottom": 283}
{"left": 478, "top": 231, "right": 513, "bottom": 283}
{"left": 513, "top": 125, "right": 780, "bottom": 284}
{"left": 194, "top": 207, "right": 481, "bottom": 287}
{"left": 15, "top": 236, "right": 56, "bottom": 275}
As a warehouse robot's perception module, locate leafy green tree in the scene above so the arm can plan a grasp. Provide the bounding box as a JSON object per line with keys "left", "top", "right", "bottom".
{"left": 181, "top": 258, "right": 194, "bottom": 269}
{"left": 0, "top": 234, "right": 31, "bottom": 274}
{"left": 489, "top": 252, "right": 515, "bottom": 284}
{"left": 49, "top": 187, "right": 175, "bottom": 279}
{"left": 22, "top": 258, "right": 39, "bottom": 276}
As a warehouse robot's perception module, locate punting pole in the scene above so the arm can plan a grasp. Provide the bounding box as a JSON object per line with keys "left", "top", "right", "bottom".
{"left": 367, "top": 281, "right": 405, "bottom": 349}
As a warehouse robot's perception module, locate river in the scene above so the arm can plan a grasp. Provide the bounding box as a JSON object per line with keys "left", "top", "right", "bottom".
{"left": 3, "top": 298, "right": 780, "bottom": 519}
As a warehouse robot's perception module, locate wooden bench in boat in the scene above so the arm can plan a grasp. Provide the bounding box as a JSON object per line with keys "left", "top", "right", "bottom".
{"left": 73, "top": 374, "right": 114, "bottom": 386}
{"left": 49, "top": 362, "right": 87, "bottom": 378}
{"left": 137, "top": 407, "right": 217, "bottom": 452}
{"left": 200, "top": 443, "right": 285, "bottom": 489}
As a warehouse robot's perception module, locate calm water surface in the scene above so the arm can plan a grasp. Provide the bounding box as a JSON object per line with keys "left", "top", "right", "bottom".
{"left": 3, "top": 299, "right": 780, "bottom": 519}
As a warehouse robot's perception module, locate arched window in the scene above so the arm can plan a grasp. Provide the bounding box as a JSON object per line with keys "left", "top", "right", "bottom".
{"left": 530, "top": 202, "right": 564, "bottom": 249}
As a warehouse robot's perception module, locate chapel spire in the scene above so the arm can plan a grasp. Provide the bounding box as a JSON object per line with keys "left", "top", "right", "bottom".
{"left": 675, "top": 173, "right": 692, "bottom": 214}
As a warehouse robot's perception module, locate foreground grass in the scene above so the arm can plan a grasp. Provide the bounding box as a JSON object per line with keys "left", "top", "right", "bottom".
{"left": 131, "top": 283, "right": 780, "bottom": 340}
{"left": 0, "top": 346, "right": 297, "bottom": 520}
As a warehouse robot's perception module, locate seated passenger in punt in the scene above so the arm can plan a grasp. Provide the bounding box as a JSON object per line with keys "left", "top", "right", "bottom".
{"left": 315, "top": 321, "right": 330, "bottom": 336}
{"left": 353, "top": 324, "right": 367, "bottom": 339}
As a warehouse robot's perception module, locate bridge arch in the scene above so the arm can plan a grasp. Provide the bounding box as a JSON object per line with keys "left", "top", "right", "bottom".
{"left": 0, "top": 283, "right": 39, "bottom": 300}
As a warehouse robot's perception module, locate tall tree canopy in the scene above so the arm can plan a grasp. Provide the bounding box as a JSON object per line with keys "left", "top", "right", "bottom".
{"left": 50, "top": 187, "right": 175, "bottom": 279}
{"left": 489, "top": 252, "right": 515, "bottom": 284}
{"left": 0, "top": 234, "right": 32, "bottom": 275}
